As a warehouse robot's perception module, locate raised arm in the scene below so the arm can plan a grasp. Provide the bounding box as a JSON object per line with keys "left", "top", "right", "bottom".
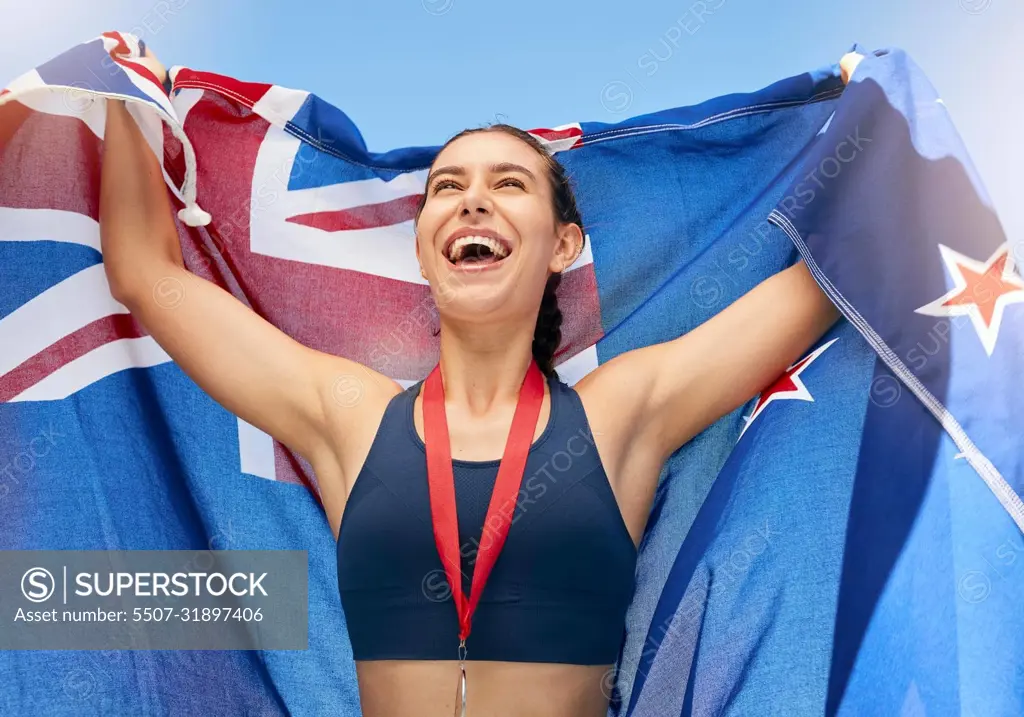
{"left": 579, "top": 50, "right": 862, "bottom": 486}
{"left": 579, "top": 261, "right": 839, "bottom": 469}
{"left": 99, "top": 87, "right": 398, "bottom": 516}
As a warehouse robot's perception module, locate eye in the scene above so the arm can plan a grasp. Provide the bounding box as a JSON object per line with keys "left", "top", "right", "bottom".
{"left": 431, "top": 178, "right": 460, "bottom": 194}
{"left": 497, "top": 177, "right": 526, "bottom": 190}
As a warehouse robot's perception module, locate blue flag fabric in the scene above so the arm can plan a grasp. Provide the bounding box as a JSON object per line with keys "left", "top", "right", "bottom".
{"left": 618, "top": 49, "right": 1024, "bottom": 717}
{"left": 1, "top": 34, "right": 1020, "bottom": 717}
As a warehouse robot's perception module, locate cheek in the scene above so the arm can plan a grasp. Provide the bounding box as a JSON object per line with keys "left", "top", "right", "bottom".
{"left": 415, "top": 206, "right": 444, "bottom": 247}
{"left": 520, "top": 241, "right": 560, "bottom": 276}
{"left": 503, "top": 196, "right": 556, "bottom": 237}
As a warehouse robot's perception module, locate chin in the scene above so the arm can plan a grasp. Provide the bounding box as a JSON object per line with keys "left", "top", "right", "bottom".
{"left": 446, "top": 285, "right": 510, "bottom": 313}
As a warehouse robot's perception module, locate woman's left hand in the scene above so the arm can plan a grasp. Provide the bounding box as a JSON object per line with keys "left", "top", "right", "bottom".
{"left": 840, "top": 52, "right": 865, "bottom": 85}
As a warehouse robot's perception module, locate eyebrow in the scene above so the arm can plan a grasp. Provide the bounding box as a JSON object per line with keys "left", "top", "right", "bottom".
{"left": 425, "top": 162, "right": 537, "bottom": 188}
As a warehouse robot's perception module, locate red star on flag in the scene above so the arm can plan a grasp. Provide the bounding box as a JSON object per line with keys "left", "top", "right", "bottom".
{"left": 739, "top": 338, "right": 838, "bottom": 439}
{"left": 915, "top": 243, "right": 1024, "bottom": 356}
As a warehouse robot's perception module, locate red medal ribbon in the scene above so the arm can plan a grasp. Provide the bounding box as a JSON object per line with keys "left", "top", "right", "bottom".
{"left": 423, "top": 359, "right": 545, "bottom": 644}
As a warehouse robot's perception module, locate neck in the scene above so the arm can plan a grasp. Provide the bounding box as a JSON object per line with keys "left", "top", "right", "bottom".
{"left": 435, "top": 315, "right": 540, "bottom": 416}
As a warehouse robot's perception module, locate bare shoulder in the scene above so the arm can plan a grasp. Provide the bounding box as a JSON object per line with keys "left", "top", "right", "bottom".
{"left": 304, "top": 354, "right": 404, "bottom": 537}
{"left": 572, "top": 351, "right": 667, "bottom": 544}
{"left": 572, "top": 348, "right": 661, "bottom": 469}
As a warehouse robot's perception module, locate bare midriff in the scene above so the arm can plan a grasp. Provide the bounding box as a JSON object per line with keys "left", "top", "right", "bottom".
{"left": 354, "top": 659, "right": 613, "bottom": 717}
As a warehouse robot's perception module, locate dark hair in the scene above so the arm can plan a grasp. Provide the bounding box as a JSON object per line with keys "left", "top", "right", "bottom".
{"left": 414, "top": 124, "right": 586, "bottom": 378}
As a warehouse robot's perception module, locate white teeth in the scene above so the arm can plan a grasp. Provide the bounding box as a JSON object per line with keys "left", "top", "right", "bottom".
{"left": 446, "top": 235, "right": 509, "bottom": 263}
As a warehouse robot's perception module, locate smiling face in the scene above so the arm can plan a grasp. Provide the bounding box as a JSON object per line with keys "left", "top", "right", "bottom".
{"left": 414, "top": 130, "right": 583, "bottom": 323}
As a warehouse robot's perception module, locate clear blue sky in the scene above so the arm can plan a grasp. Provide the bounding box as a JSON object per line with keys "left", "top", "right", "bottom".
{"left": 2, "top": 0, "right": 1021, "bottom": 239}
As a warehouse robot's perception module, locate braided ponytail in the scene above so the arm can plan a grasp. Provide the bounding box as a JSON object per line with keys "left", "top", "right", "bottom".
{"left": 533, "top": 272, "right": 564, "bottom": 378}
{"left": 415, "top": 124, "right": 585, "bottom": 379}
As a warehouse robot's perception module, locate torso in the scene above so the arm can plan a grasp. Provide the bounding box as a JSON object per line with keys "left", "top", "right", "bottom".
{"left": 315, "top": 373, "right": 665, "bottom": 717}
{"left": 323, "top": 375, "right": 662, "bottom": 545}
{"left": 354, "top": 660, "right": 612, "bottom": 717}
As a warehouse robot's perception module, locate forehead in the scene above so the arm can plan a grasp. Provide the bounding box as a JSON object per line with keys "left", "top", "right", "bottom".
{"left": 431, "top": 131, "right": 546, "bottom": 174}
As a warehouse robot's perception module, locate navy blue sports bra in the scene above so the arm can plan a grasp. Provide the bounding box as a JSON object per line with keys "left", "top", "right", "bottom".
{"left": 336, "top": 372, "right": 637, "bottom": 665}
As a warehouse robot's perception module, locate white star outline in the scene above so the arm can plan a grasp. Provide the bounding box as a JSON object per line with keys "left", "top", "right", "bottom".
{"left": 738, "top": 338, "right": 839, "bottom": 440}
{"left": 914, "top": 242, "right": 1024, "bottom": 357}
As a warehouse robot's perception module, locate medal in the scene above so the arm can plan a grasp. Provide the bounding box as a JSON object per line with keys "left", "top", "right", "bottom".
{"left": 456, "top": 638, "right": 467, "bottom": 717}
{"left": 422, "top": 359, "right": 545, "bottom": 717}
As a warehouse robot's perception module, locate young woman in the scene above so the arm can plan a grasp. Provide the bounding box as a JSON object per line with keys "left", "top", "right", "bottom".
{"left": 101, "top": 50, "right": 862, "bottom": 717}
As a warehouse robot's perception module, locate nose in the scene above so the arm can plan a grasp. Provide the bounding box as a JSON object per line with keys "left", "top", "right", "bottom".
{"left": 458, "top": 182, "right": 492, "bottom": 218}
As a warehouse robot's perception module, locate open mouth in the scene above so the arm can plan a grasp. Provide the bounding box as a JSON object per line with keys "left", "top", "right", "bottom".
{"left": 444, "top": 235, "right": 512, "bottom": 268}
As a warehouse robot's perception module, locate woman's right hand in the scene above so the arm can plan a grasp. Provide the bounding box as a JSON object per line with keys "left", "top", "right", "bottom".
{"left": 135, "top": 46, "right": 168, "bottom": 85}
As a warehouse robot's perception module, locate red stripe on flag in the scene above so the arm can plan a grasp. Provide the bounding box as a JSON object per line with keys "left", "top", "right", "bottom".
{"left": 0, "top": 314, "right": 147, "bottom": 403}
{"left": 0, "top": 108, "right": 102, "bottom": 219}
{"left": 172, "top": 69, "right": 273, "bottom": 109}
{"left": 529, "top": 125, "right": 584, "bottom": 147}
{"left": 529, "top": 126, "right": 581, "bottom": 141}
{"left": 286, "top": 193, "right": 424, "bottom": 232}
{"left": 0, "top": 99, "right": 32, "bottom": 152}
{"left": 100, "top": 31, "right": 130, "bottom": 56}
{"left": 554, "top": 262, "right": 603, "bottom": 360}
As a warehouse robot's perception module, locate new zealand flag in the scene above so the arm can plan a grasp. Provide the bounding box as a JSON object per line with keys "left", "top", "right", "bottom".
{"left": 1, "top": 33, "right": 1020, "bottom": 717}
